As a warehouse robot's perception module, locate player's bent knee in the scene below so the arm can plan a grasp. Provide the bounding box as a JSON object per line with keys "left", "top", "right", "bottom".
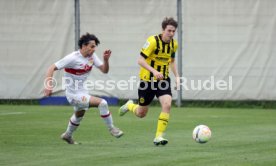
{"left": 98, "top": 99, "right": 108, "bottom": 108}
{"left": 136, "top": 108, "right": 148, "bottom": 118}
{"left": 76, "top": 110, "right": 86, "bottom": 117}
{"left": 162, "top": 102, "right": 171, "bottom": 110}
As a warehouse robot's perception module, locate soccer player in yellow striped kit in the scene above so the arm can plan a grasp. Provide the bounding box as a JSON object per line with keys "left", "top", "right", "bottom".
{"left": 119, "top": 17, "right": 180, "bottom": 146}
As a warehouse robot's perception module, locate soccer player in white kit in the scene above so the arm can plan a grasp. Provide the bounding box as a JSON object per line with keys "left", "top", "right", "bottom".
{"left": 44, "top": 33, "right": 123, "bottom": 144}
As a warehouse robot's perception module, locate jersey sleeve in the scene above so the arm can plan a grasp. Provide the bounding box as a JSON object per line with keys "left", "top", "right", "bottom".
{"left": 140, "top": 36, "right": 156, "bottom": 58}
{"left": 171, "top": 39, "right": 178, "bottom": 58}
{"left": 55, "top": 54, "right": 75, "bottom": 70}
{"left": 92, "top": 53, "right": 103, "bottom": 68}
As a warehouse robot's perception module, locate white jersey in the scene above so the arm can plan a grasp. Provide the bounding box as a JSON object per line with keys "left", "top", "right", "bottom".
{"left": 55, "top": 50, "right": 103, "bottom": 94}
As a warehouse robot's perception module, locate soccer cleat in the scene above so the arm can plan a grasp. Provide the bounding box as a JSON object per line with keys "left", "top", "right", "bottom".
{"left": 61, "top": 133, "right": 78, "bottom": 145}
{"left": 153, "top": 136, "right": 168, "bottom": 146}
{"left": 109, "top": 127, "right": 124, "bottom": 138}
{"left": 118, "top": 100, "right": 133, "bottom": 116}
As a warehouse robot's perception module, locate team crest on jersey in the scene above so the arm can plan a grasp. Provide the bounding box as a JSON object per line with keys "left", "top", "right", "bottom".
{"left": 88, "top": 57, "right": 94, "bottom": 66}
{"left": 142, "top": 41, "right": 150, "bottom": 49}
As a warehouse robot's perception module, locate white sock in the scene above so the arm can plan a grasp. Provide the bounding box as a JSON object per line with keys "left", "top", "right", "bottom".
{"left": 98, "top": 99, "right": 114, "bottom": 129}
{"left": 65, "top": 113, "right": 83, "bottom": 136}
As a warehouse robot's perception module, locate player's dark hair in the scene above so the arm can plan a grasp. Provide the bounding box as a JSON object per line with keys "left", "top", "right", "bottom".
{"left": 161, "top": 17, "right": 178, "bottom": 30}
{"left": 78, "top": 33, "right": 100, "bottom": 48}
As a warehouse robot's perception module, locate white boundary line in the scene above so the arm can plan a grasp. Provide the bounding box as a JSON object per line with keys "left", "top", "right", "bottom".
{"left": 0, "top": 112, "right": 26, "bottom": 116}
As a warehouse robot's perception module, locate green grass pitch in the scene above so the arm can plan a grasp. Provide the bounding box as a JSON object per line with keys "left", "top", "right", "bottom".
{"left": 0, "top": 105, "right": 276, "bottom": 166}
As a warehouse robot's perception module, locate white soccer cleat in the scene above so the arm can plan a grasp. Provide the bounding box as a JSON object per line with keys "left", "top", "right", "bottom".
{"left": 118, "top": 100, "right": 133, "bottom": 116}
{"left": 109, "top": 127, "right": 124, "bottom": 138}
{"left": 153, "top": 136, "right": 168, "bottom": 146}
{"left": 61, "top": 133, "right": 78, "bottom": 145}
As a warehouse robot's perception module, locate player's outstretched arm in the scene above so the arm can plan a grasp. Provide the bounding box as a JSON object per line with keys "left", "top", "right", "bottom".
{"left": 99, "top": 49, "right": 111, "bottom": 73}
{"left": 138, "top": 56, "right": 164, "bottom": 80}
{"left": 170, "top": 58, "right": 180, "bottom": 90}
{"left": 44, "top": 64, "right": 58, "bottom": 96}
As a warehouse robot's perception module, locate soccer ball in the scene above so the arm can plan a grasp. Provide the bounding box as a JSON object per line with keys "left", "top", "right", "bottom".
{"left": 192, "top": 125, "right": 212, "bottom": 143}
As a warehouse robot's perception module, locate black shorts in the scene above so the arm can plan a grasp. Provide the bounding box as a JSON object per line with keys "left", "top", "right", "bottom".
{"left": 138, "top": 77, "right": 172, "bottom": 106}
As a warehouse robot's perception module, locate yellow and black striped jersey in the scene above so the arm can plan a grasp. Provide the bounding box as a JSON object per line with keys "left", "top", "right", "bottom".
{"left": 139, "top": 34, "right": 178, "bottom": 81}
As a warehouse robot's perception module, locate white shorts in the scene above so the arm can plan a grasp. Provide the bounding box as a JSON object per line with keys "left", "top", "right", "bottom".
{"left": 66, "top": 92, "right": 91, "bottom": 111}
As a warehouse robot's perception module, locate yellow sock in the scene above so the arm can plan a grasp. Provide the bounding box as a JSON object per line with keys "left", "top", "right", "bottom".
{"left": 127, "top": 103, "right": 138, "bottom": 114}
{"left": 155, "top": 112, "right": 170, "bottom": 138}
